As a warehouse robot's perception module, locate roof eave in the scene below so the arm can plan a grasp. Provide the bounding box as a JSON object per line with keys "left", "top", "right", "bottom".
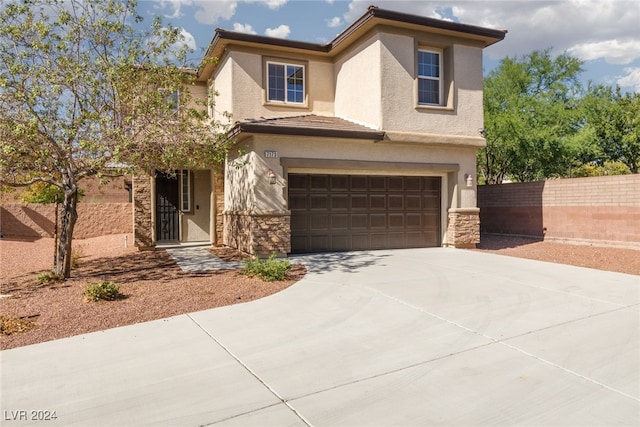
{"left": 231, "top": 123, "right": 386, "bottom": 141}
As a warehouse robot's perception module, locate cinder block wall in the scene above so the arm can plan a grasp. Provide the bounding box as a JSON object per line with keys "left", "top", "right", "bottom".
{"left": 478, "top": 175, "right": 640, "bottom": 246}
{"left": 1, "top": 203, "right": 132, "bottom": 239}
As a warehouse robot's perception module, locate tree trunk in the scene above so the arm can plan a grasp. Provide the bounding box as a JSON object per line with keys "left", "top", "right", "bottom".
{"left": 56, "top": 186, "right": 79, "bottom": 279}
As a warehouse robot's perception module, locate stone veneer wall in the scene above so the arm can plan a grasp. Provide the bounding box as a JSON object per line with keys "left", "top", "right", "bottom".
{"left": 132, "top": 174, "right": 154, "bottom": 249}
{"left": 213, "top": 171, "right": 224, "bottom": 246}
{"left": 444, "top": 208, "right": 480, "bottom": 248}
{"left": 223, "top": 212, "right": 291, "bottom": 256}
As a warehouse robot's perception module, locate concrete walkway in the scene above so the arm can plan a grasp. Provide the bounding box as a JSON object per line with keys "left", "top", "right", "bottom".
{"left": 1, "top": 248, "right": 638, "bottom": 426}
{"left": 166, "top": 246, "right": 244, "bottom": 271}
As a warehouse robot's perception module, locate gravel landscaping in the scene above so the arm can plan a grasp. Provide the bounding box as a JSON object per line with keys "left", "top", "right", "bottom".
{"left": 1, "top": 233, "right": 637, "bottom": 350}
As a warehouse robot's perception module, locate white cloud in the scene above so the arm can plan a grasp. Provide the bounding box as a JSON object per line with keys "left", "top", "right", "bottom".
{"left": 568, "top": 40, "right": 640, "bottom": 65}
{"left": 156, "top": 0, "right": 192, "bottom": 19}
{"left": 327, "top": 16, "right": 342, "bottom": 28}
{"left": 192, "top": 0, "right": 238, "bottom": 24}
{"left": 618, "top": 67, "right": 640, "bottom": 92}
{"left": 233, "top": 23, "right": 257, "bottom": 34}
{"left": 343, "top": 0, "right": 640, "bottom": 63}
{"left": 178, "top": 28, "right": 197, "bottom": 51}
{"left": 265, "top": 24, "right": 290, "bottom": 39}
{"left": 244, "top": 0, "right": 287, "bottom": 9}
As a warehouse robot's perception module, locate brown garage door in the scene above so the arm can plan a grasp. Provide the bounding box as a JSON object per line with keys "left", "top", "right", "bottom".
{"left": 289, "top": 174, "right": 441, "bottom": 253}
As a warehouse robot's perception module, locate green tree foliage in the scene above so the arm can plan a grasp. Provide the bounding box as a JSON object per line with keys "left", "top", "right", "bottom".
{"left": 583, "top": 85, "right": 640, "bottom": 174}
{"left": 479, "top": 49, "right": 586, "bottom": 183}
{"left": 0, "top": 0, "right": 232, "bottom": 278}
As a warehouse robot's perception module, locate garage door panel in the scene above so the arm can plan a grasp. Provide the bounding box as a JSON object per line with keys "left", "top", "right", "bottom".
{"left": 351, "top": 195, "right": 367, "bottom": 210}
{"left": 389, "top": 195, "right": 404, "bottom": 210}
{"left": 290, "top": 194, "right": 308, "bottom": 210}
{"left": 310, "top": 235, "right": 329, "bottom": 251}
{"left": 370, "top": 233, "right": 388, "bottom": 249}
{"left": 310, "top": 215, "right": 328, "bottom": 230}
{"left": 290, "top": 215, "right": 308, "bottom": 232}
{"left": 310, "top": 195, "right": 328, "bottom": 210}
{"left": 351, "top": 214, "right": 368, "bottom": 229}
{"left": 331, "top": 195, "right": 348, "bottom": 210}
{"left": 370, "top": 214, "right": 387, "bottom": 229}
{"left": 310, "top": 175, "right": 329, "bottom": 191}
{"left": 389, "top": 213, "right": 404, "bottom": 228}
{"left": 331, "top": 214, "right": 349, "bottom": 230}
{"left": 369, "top": 177, "right": 386, "bottom": 191}
{"left": 289, "top": 174, "right": 441, "bottom": 253}
{"left": 370, "top": 195, "right": 386, "bottom": 210}
{"left": 405, "top": 195, "right": 421, "bottom": 210}
{"left": 406, "top": 213, "right": 422, "bottom": 228}
{"left": 352, "top": 234, "right": 369, "bottom": 250}
{"left": 331, "top": 235, "right": 349, "bottom": 251}
{"left": 406, "top": 232, "right": 425, "bottom": 246}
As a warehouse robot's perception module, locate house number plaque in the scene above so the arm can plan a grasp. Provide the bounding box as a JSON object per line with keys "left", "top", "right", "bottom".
{"left": 264, "top": 150, "right": 278, "bottom": 158}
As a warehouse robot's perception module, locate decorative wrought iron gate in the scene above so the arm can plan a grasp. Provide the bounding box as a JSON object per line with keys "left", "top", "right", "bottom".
{"left": 156, "top": 172, "right": 179, "bottom": 241}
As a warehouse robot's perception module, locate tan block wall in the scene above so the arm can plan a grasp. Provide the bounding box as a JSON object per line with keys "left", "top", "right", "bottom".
{"left": 1, "top": 203, "right": 132, "bottom": 239}
{"left": 478, "top": 175, "right": 640, "bottom": 246}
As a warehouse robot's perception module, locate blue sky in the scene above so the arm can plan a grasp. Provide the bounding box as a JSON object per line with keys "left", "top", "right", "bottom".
{"left": 138, "top": 0, "right": 640, "bottom": 92}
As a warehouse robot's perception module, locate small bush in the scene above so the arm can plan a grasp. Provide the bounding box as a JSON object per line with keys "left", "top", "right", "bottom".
{"left": 37, "top": 271, "right": 62, "bottom": 284}
{"left": 242, "top": 253, "right": 291, "bottom": 281}
{"left": 0, "top": 315, "right": 35, "bottom": 335}
{"left": 84, "top": 281, "right": 121, "bottom": 302}
{"left": 71, "top": 248, "right": 84, "bottom": 269}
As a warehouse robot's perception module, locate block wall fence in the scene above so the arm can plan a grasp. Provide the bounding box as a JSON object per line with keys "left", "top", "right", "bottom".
{"left": 0, "top": 203, "right": 132, "bottom": 239}
{"left": 478, "top": 175, "right": 640, "bottom": 247}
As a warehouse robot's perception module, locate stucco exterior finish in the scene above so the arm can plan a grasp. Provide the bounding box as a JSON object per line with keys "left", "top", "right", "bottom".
{"left": 133, "top": 7, "right": 505, "bottom": 251}
{"left": 222, "top": 134, "right": 480, "bottom": 251}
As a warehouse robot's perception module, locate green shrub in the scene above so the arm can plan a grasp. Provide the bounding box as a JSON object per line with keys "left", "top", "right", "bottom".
{"left": 242, "top": 253, "right": 291, "bottom": 281}
{"left": 84, "top": 281, "right": 121, "bottom": 302}
{"left": 37, "top": 271, "right": 62, "bottom": 284}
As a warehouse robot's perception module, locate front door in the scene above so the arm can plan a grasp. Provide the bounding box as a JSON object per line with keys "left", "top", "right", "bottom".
{"left": 156, "top": 172, "right": 179, "bottom": 241}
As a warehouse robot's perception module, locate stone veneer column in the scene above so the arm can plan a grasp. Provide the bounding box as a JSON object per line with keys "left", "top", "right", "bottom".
{"left": 213, "top": 171, "right": 225, "bottom": 246}
{"left": 133, "top": 174, "right": 154, "bottom": 250}
{"left": 445, "top": 208, "right": 480, "bottom": 248}
{"left": 223, "top": 212, "right": 290, "bottom": 257}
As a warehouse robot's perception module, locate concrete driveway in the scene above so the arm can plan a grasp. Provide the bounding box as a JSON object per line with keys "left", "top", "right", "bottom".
{"left": 1, "top": 248, "right": 639, "bottom": 426}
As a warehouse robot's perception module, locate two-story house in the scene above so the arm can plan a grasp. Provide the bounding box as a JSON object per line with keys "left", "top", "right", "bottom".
{"left": 132, "top": 6, "right": 506, "bottom": 255}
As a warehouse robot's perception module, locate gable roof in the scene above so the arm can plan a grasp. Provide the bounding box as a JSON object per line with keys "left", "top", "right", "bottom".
{"left": 199, "top": 5, "right": 506, "bottom": 79}
{"left": 229, "top": 115, "right": 386, "bottom": 141}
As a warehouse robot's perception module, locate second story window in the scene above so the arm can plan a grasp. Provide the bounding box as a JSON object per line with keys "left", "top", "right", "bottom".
{"left": 267, "top": 61, "right": 305, "bottom": 104}
{"left": 417, "top": 49, "right": 442, "bottom": 106}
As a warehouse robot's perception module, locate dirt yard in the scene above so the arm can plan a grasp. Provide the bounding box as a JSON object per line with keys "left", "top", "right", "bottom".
{"left": 1, "top": 233, "right": 638, "bottom": 350}
{"left": 0, "top": 234, "right": 304, "bottom": 350}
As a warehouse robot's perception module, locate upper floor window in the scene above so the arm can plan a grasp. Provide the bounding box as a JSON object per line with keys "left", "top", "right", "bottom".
{"left": 267, "top": 61, "right": 305, "bottom": 104}
{"left": 417, "top": 49, "right": 442, "bottom": 106}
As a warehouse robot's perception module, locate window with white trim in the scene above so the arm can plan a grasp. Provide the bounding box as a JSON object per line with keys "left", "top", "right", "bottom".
{"left": 417, "top": 49, "right": 442, "bottom": 106}
{"left": 180, "top": 170, "right": 191, "bottom": 213}
{"left": 267, "top": 61, "right": 305, "bottom": 104}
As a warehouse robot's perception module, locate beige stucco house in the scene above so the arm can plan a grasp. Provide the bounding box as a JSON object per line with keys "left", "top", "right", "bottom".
{"left": 133, "top": 6, "right": 506, "bottom": 255}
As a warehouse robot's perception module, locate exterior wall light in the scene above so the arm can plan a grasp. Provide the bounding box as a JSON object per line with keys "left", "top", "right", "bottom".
{"left": 466, "top": 175, "right": 473, "bottom": 187}
{"left": 267, "top": 169, "right": 277, "bottom": 185}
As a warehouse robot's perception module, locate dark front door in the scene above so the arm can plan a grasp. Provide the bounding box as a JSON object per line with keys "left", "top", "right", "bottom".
{"left": 289, "top": 174, "right": 441, "bottom": 253}
{"left": 156, "top": 172, "right": 179, "bottom": 241}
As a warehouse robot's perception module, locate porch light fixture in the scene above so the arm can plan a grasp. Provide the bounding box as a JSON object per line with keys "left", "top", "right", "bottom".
{"left": 267, "top": 169, "right": 277, "bottom": 185}
{"left": 466, "top": 175, "right": 473, "bottom": 188}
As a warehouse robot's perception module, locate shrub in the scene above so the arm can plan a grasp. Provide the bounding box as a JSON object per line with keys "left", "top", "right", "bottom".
{"left": 0, "top": 315, "right": 35, "bottom": 335}
{"left": 84, "top": 281, "right": 121, "bottom": 302}
{"left": 242, "top": 253, "right": 291, "bottom": 282}
{"left": 37, "top": 271, "right": 62, "bottom": 284}
{"left": 71, "top": 248, "right": 84, "bottom": 269}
